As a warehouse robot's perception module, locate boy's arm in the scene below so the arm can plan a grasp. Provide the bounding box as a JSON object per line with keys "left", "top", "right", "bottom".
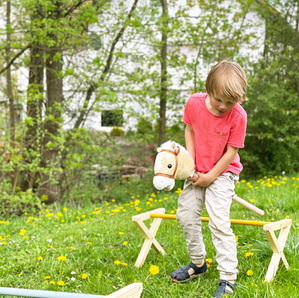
{"left": 185, "top": 125, "right": 196, "bottom": 163}
{"left": 192, "top": 145, "right": 238, "bottom": 188}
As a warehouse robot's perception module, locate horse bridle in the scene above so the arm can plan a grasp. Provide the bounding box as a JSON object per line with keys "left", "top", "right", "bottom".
{"left": 154, "top": 147, "right": 180, "bottom": 180}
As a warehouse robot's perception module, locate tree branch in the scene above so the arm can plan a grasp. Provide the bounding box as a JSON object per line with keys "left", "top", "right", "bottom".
{"left": 0, "top": 43, "right": 31, "bottom": 75}
{"left": 72, "top": 0, "right": 139, "bottom": 130}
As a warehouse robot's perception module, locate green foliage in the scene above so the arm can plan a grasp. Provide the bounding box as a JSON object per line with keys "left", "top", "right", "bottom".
{"left": 110, "top": 126, "right": 124, "bottom": 137}
{"left": 241, "top": 1, "right": 299, "bottom": 178}
{"left": 136, "top": 117, "right": 153, "bottom": 135}
{"left": 0, "top": 189, "right": 42, "bottom": 217}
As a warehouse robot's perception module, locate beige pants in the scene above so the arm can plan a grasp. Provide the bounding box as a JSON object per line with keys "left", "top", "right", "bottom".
{"left": 176, "top": 172, "right": 238, "bottom": 281}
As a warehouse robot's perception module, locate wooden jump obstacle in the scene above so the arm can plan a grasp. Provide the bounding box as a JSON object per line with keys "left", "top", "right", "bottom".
{"left": 0, "top": 283, "right": 143, "bottom": 298}
{"left": 132, "top": 208, "right": 292, "bottom": 283}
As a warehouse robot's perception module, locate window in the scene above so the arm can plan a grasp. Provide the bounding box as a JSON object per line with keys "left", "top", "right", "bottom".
{"left": 101, "top": 110, "right": 124, "bottom": 127}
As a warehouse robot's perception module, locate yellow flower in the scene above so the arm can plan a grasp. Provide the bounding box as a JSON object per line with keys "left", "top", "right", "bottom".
{"left": 57, "top": 281, "right": 64, "bottom": 286}
{"left": 121, "top": 262, "right": 127, "bottom": 266}
{"left": 206, "top": 258, "right": 213, "bottom": 264}
{"left": 44, "top": 276, "right": 51, "bottom": 280}
{"left": 87, "top": 242, "right": 92, "bottom": 245}
{"left": 57, "top": 256, "right": 67, "bottom": 261}
{"left": 119, "top": 232, "right": 124, "bottom": 235}
{"left": 149, "top": 265, "right": 159, "bottom": 275}
{"left": 122, "top": 241, "right": 128, "bottom": 246}
{"left": 19, "top": 229, "right": 26, "bottom": 235}
{"left": 63, "top": 207, "right": 68, "bottom": 211}
{"left": 245, "top": 252, "right": 254, "bottom": 258}
{"left": 235, "top": 235, "right": 239, "bottom": 242}
{"left": 82, "top": 273, "right": 88, "bottom": 279}
{"left": 57, "top": 212, "right": 63, "bottom": 217}
{"left": 37, "top": 257, "right": 43, "bottom": 261}
{"left": 49, "top": 281, "right": 55, "bottom": 285}
{"left": 250, "top": 199, "right": 255, "bottom": 203}
{"left": 247, "top": 270, "right": 253, "bottom": 276}
{"left": 114, "top": 260, "right": 121, "bottom": 265}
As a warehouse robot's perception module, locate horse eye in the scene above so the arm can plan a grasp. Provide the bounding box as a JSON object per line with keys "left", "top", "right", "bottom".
{"left": 167, "top": 164, "right": 172, "bottom": 169}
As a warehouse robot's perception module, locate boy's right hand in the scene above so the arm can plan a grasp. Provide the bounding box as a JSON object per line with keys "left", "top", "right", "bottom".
{"left": 187, "top": 172, "right": 199, "bottom": 182}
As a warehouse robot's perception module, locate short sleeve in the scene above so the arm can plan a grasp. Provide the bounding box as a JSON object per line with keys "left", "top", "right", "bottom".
{"left": 227, "top": 111, "right": 247, "bottom": 148}
{"left": 182, "top": 97, "right": 192, "bottom": 125}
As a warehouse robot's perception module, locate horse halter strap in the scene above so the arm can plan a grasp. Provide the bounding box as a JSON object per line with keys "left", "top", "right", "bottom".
{"left": 155, "top": 147, "right": 180, "bottom": 179}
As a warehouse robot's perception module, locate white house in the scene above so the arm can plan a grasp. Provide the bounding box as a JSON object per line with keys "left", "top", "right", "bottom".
{"left": 0, "top": 0, "right": 266, "bottom": 133}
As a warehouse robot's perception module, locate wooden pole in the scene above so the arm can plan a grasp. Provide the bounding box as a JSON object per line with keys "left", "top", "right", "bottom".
{"left": 149, "top": 213, "right": 271, "bottom": 226}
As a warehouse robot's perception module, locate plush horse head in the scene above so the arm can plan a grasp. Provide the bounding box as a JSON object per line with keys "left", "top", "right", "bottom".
{"left": 153, "top": 141, "right": 195, "bottom": 191}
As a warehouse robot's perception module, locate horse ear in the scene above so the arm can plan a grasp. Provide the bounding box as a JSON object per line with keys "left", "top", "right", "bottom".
{"left": 171, "top": 141, "right": 176, "bottom": 151}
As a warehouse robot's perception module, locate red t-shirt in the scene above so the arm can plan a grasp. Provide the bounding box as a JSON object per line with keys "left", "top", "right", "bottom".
{"left": 183, "top": 93, "right": 247, "bottom": 175}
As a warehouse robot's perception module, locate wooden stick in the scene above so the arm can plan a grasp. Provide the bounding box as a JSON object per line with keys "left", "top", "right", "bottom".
{"left": 149, "top": 213, "right": 270, "bottom": 226}
{"left": 232, "top": 194, "right": 264, "bottom": 216}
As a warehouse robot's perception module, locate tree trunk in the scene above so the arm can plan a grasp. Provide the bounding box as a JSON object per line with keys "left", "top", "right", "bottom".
{"left": 39, "top": 4, "right": 63, "bottom": 204}
{"left": 6, "top": 0, "right": 15, "bottom": 145}
{"left": 20, "top": 43, "right": 44, "bottom": 191}
{"left": 158, "top": 0, "right": 168, "bottom": 146}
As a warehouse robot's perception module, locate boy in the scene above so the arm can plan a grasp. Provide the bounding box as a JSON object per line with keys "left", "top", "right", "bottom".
{"left": 170, "top": 61, "right": 247, "bottom": 297}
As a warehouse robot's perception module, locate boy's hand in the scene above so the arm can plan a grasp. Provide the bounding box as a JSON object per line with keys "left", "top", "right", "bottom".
{"left": 187, "top": 172, "right": 199, "bottom": 182}
{"left": 192, "top": 172, "right": 214, "bottom": 188}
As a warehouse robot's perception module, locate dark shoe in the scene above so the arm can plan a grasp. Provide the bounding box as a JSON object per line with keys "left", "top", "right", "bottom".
{"left": 213, "top": 280, "right": 235, "bottom": 297}
{"left": 170, "top": 260, "right": 207, "bottom": 283}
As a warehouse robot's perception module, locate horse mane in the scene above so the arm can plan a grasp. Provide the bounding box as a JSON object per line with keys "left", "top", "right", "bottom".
{"left": 159, "top": 140, "right": 189, "bottom": 155}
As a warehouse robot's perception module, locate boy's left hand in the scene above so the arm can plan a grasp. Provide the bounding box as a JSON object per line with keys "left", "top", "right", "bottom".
{"left": 192, "top": 172, "right": 214, "bottom": 188}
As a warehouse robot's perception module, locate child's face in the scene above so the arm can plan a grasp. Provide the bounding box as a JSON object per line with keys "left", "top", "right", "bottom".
{"left": 207, "top": 95, "right": 237, "bottom": 116}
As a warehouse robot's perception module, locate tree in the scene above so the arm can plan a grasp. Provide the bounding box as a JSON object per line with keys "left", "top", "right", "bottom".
{"left": 242, "top": 0, "right": 299, "bottom": 177}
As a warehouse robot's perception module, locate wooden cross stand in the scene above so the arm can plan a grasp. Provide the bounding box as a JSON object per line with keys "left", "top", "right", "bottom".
{"left": 132, "top": 207, "right": 292, "bottom": 283}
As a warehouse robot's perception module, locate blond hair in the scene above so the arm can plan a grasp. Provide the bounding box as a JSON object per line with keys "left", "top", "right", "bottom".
{"left": 206, "top": 61, "right": 247, "bottom": 103}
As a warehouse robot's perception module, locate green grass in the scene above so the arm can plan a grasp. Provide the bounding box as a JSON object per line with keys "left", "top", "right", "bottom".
{"left": 0, "top": 175, "right": 298, "bottom": 297}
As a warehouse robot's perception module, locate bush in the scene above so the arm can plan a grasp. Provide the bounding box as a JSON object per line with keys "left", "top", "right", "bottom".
{"left": 110, "top": 126, "right": 124, "bottom": 136}
{"left": 0, "top": 189, "right": 42, "bottom": 217}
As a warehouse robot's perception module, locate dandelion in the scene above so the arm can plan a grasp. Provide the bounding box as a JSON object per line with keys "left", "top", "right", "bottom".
{"left": 44, "top": 276, "right": 51, "bottom": 280}
{"left": 149, "top": 265, "right": 159, "bottom": 275}
{"left": 121, "top": 262, "right": 127, "bottom": 266}
{"left": 57, "top": 281, "right": 64, "bottom": 286}
{"left": 49, "top": 281, "right": 55, "bottom": 285}
{"left": 235, "top": 235, "right": 239, "bottom": 242}
{"left": 18, "top": 272, "right": 23, "bottom": 276}
{"left": 122, "top": 241, "right": 128, "bottom": 246}
{"left": 245, "top": 252, "right": 254, "bottom": 258}
{"left": 250, "top": 199, "right": 255, "bottom": 203}
{"left": 263, "top": 280, "right": 268, "bottom": 284}
{"left": 206, "top": 258, "right": 213, "bottom": 264}
{"left": 114, "top": 260, "right": 121, "bottom": 265}
{"left": 37, "top": 257, "right": 44, "bottom": 261}
{"left": 19, "top": 229, "right": 26, "bottom": 236}
{"left": 57, "top": 212, "right": 63, "bottom": 217}
{"left": 57, "top": 256, "right": 67, "bottom": 261}
{"left": 119, "top": 232, "right": 124, "bottom": 235}
{"left": 247, "top": 270, "right": 253, "bottom": 276}
{"left": 82, "top": 273, "right": 88, "bottom": 279}
{"left": 63, "top": 207, "right": 68, "bottom": 211}
{"left": 87, "top": 242, "right": 92, "bottom": 245}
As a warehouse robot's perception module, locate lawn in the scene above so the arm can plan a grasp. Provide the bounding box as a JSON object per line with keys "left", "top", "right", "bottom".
{"left": 0, "top": 175, "right": 298, "bottom": 297}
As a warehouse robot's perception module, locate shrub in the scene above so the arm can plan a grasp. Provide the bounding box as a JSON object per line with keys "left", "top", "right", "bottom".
{"left": 110, "top": 126, "right": 124, "bottom": 136}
